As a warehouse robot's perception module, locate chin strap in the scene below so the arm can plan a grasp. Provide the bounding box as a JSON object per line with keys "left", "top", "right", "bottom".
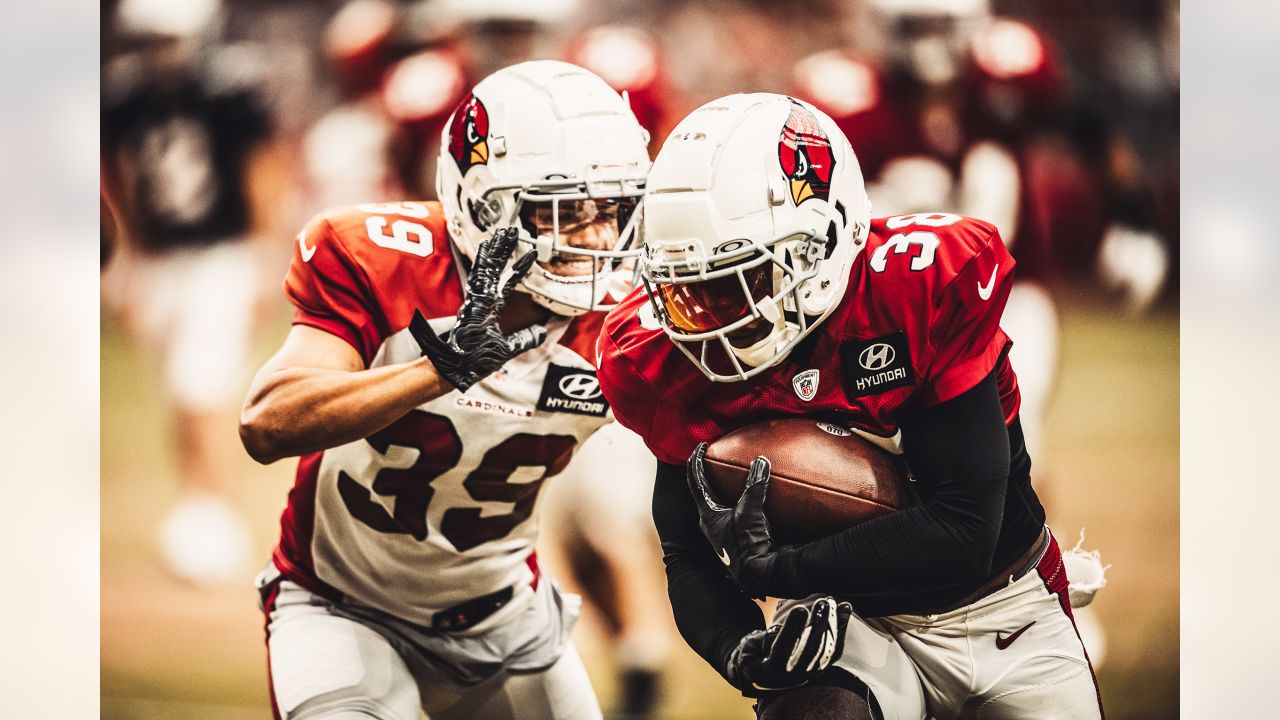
{"left": 727, "top": 320, "right": 793, "bottom": 369}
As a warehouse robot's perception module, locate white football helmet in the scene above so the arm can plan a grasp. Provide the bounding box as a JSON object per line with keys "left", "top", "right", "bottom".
{"left": 436, "top": 60, "right": 650, "bottom": 316}
{"left": 641, "top": 93, "right": 871, "bottom": 382}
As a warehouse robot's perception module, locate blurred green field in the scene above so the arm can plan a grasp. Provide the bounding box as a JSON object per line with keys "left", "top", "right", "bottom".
{"left": 101, "top": 286, "right": 1177, "bottom": 719}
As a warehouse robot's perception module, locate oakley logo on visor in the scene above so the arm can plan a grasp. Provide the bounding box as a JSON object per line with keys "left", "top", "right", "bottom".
{"left": 714, "top": 239, "right": 749, "bottom": 255}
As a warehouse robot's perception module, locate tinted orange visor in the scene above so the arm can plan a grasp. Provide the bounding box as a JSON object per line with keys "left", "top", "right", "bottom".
{"left": 656, "top": 264, "right": 772, "bottom": 334}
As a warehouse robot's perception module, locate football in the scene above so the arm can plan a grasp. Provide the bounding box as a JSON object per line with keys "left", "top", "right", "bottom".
{"left": 702, "top": 418, "right": 916, "bottom": 544}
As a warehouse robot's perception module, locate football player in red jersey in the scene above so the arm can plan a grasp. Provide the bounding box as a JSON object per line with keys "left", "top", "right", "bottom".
{"left": 597, "top": 94, "right": 1103, "bottom": 719}
{"left": 239, "top": 61, "right": 649, "bottom": 720}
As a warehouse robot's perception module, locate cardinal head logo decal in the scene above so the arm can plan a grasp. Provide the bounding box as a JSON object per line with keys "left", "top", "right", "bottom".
{"left": 778, "top": 101, "right": 835, "bottom": 205}
{"left": 447, "top": 94, "right": 490, "bottom": 175}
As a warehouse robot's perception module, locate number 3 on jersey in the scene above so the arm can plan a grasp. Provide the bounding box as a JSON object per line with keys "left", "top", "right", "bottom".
{"left": 338, "top": 410, "right": 576, "bottom": 551}
{"left": 869, "top": 213, "right": 961, "bottom": 273}
{"left": 358, "top": 201, "right": 434, "bottom": 257}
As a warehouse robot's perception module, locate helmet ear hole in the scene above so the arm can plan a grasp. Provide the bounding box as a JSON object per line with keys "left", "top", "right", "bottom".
{"left": 518, "top": 211, "right": 538, "bottom": 238}
{"left": 824, "top": 221, "right": 838, "bottom": 259}
{"left": 467, "top": 199, "right": 488, "bottom": 231}
{"left": 468, "top": 196, "right": 504, "bottom": 231}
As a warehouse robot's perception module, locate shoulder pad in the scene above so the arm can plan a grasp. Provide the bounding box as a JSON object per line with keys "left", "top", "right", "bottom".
{"left": 866, "top": 213, "right": 1002, "bottom": 284}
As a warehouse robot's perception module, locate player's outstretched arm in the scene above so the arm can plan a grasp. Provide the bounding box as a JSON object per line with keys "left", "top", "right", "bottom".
{"left": 239, "top": 325, "right": 451, "bottom": 464}
{"left": 242, "top": 226, "right": 546, "bottom": 465}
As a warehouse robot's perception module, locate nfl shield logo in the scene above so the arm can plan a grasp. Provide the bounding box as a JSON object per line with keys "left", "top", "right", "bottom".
{"left": 792, "top": 369, "right": 819, "bottom": 402}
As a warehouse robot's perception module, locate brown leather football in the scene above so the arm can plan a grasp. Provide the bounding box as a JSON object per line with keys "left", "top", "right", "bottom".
{"left": 702, "top": 418, "right": 916, "bottom": 544}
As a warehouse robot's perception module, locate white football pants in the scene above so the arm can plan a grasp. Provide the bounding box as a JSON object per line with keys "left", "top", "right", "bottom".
{"left": 778, "top": 530, "right": 1102, "bottom": 720}
{"left": 264, "top": 581, "right": 602, "bottom": 720}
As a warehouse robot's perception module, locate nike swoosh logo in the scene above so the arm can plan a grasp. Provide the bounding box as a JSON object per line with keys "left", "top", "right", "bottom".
{"left": 995, "top": 620, "right": 1035, "bottom": 650}
{"left": 977, "top": 264, "right": 999, "bottom": 300}
{"left": 717, "top": 547, "right": 732, "bottom": 567}
{"left": 299, "top": 232, "right": 318, "bottom": 262}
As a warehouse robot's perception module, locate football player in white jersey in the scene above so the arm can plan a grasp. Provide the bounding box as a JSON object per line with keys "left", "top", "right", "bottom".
{"left": 239, "top": 60, "right": 649, "bottom": 720}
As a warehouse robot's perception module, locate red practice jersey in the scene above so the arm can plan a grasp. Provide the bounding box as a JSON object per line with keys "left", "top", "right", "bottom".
{"left": 275, "top": 201, "right": 612, "bottom": 624}
{"left": 598, "top": 213, "right": 1020, "bottom": 466}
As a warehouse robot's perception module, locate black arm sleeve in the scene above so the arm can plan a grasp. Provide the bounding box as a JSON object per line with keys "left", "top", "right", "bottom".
{"left": 769, "top": 368, "right": 1011, "bottom": 609}
{"left": 652, "top": 459, "right": 766, "bottom": 679}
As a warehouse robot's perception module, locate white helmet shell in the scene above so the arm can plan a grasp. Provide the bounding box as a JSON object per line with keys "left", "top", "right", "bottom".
{"left": 642, "top": 93, "right": 871, "bottom": 381}
{"left": 437, "top": 60, "right": 650, "bottom": 316}
{"left": 867, "top": 0, "right": 989, "bottom": 18}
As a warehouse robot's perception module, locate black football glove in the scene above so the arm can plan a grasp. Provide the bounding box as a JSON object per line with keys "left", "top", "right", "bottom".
{"left": 409, "top": 227, "right": 546, "bottom": 393}
{"left": 687, "top": 442, "right": 779, "bottom": 599}
{"left": 724, "top": 597, "right": 854, "bottom": 697}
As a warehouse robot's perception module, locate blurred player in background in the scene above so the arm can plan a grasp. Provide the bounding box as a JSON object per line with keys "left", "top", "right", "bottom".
{"left": 792, "top": 0, "right": 1061, "bottom": 467}
{"left": 301, "top": 0, "right": 413, "bottom": 211}
{"left": 239, "top": 61, "right": 650, "bottom": 719}
{"left": 554, "top": 22, "right": 690, "bottom": 720}
{"left": 101, "top": 0, "right": 275, "bottom": 585}
{"left": 567, "top": 24, "right": 681, "bottom": 154}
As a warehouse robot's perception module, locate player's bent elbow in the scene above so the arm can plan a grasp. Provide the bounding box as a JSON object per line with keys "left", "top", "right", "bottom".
{"left": 238, "top": 406, "right": 285, "bottom": 465}
{"left": 943, "top": 536, "right": 1000, "bottom": 584}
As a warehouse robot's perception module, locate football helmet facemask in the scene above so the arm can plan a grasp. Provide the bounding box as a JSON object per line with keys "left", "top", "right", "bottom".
{"left": 640, "top": 93, "right": 871, "bottom": 382}
{"left": 437, "top": 60, "right": 651, "bottom": 316}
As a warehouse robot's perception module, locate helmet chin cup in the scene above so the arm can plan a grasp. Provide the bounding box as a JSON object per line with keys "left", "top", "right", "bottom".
{"left": 534, "top": 232, "right": 555, "bottom": 262}
{"left": 728, "top": 316, "right": 791, "bottom": 369}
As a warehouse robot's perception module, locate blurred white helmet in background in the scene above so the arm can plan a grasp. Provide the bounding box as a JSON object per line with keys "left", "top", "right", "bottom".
{"left": 641, "top": 93, "right": 871, "bottom": 382}
{"left": 116, "top": 0, "right": 222, "bottom": 39}
{"left": 436, "top": 60, "right": 650, "bottom": 316}
{"left": 866, "top": 0, "right": 990, "bottom": 86}
{"left": 867, "top": 0, "right": 990, "bottom": 17}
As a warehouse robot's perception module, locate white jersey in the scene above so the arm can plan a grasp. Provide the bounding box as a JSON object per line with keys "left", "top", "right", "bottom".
{"left": 272, "top": 202, "right": 612, "bottom": 625}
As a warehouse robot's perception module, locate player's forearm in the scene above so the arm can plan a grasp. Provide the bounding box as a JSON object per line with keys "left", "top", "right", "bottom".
{"left": 771, "top": 489, "right": 1005, "bottom": 601}
{"left": 663, "top": 550, "right": 765, "bottom": 678}
{"left": 771, "top": 370, "right": 1011, "bottom": 601}
{"left": 653, "top": 461, "right": 764, "bottom": 678}
{"left": 239, "top": 357, "right": 450, "bottom": 464}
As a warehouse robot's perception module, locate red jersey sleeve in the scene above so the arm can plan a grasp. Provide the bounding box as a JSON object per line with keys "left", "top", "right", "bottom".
{"left": 284, "top": 212, "right": 382, "bottom": 364}
{"left": 921, "top": 223, "right": 1016, "bottom": 405}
